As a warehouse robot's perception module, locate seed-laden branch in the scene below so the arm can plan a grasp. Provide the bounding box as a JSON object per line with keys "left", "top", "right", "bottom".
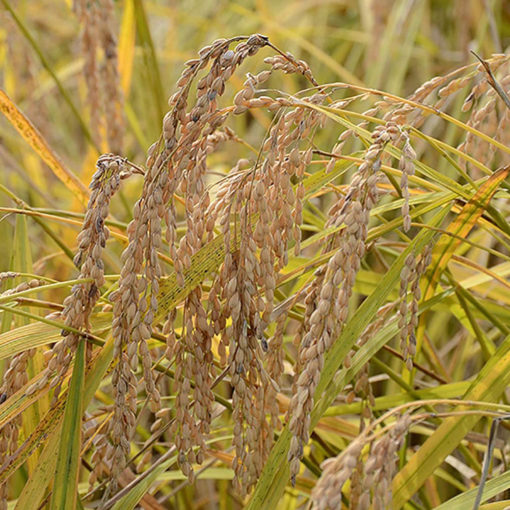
{"left": 2, "top": 31, "right": 509, "bottom": 508}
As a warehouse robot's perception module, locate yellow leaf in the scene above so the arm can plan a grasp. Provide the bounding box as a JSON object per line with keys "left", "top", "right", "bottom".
{"left": 119, "top": 0, "right": 136, "bottom": 96}
{"left": 426, "top": 165, "right": 510, "bottom": 299}
{"left": 0, "top": 89, "right": 89, "bottom": 205}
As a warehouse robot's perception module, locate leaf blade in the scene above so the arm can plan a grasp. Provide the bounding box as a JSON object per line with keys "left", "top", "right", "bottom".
{"left": 50, "top": 338, "right": 86, "bottom": 510}
{"left": 0, "top": 90, "right": 89, "bottom": 204}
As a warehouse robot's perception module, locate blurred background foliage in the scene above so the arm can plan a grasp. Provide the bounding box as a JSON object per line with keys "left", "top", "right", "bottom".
{"left": 2, "top": 0, "right": 510, "bottom": 235}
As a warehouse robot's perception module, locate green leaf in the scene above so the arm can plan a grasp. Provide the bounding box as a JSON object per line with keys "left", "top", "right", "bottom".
{"left": 435, "top": 469, "right": 510, "bottom": 510}
{"left": 50, "top": 337, "right": 86, "bottom": 510}
{"left": 0, "top": 316, "right": 111, "bottom": 362}
{"left": 392, "top": 333, "right": 510, "bottom": 508}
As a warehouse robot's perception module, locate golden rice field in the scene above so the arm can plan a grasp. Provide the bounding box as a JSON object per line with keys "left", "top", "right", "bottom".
{"left": 1, "top": 1, "right": 510, "bottom": 509}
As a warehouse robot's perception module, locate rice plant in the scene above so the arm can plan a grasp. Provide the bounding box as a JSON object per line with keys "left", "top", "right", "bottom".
{"left": 1, "top": 1, "right": 510, "bottom": 509}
